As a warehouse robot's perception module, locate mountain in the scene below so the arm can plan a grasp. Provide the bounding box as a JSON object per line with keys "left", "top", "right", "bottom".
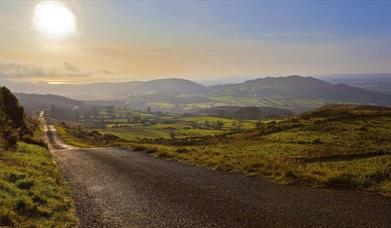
{"left": 195, "top": 106, "right": 295, "bottom": 119}
{"left": 5, "top": 78, "right": 209, "bottom": 100}
{"left": 139, "top": 78, "right": 209, "bottom": 95}
{"left": 210, "top": 75, "right": 391, "bottom": 106}
{"left": 15, "top": 93, "right": 84, "bottom": 115}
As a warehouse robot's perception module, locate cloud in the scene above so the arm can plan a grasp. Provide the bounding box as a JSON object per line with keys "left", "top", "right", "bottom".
{"left": 63, "top": 62, "right": 82, "bottom": 74}
{"left": 0, "top": 61, "right": 94, "bottom": 81}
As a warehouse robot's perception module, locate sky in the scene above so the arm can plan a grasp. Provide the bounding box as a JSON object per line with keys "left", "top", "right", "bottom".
{"left": 0, "top": 0, "right": 391, "bottom": 84}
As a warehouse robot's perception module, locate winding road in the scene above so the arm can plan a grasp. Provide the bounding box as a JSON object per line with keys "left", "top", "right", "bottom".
{"left": 45, "top": 122, "right": 391, "bottom": 227}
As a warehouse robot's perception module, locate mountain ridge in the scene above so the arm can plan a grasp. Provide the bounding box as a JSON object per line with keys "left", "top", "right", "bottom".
{"left": 3, "top": 76, "right": 391, "bottom": 113}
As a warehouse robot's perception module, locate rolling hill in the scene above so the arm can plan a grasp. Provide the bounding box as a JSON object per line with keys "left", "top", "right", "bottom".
{"left": 210, "top": 76, "right": 391, "bottom": 105}
{"left": 15, "top": 93, "right": 84, "bottom": 116}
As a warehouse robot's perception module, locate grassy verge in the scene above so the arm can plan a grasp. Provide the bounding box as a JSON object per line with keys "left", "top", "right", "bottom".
{"left": 55, "top": 123, "right": 104, "bottom": 148}
{"left": 0, "top": 142, "right": 78, "bottom": 227}
{"left": 122, "top": 142, "right": 391, "bottom": 195}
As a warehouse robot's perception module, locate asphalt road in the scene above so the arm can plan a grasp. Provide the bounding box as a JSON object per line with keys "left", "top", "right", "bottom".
{"left": 46, "top": 124, "right": 391, "bottom": 228}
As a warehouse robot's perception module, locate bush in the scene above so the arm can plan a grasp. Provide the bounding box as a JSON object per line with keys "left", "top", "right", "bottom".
{"left": 21, "top": 135, "right": 48, "bottom": 149}
{"left": 176, "top": 147, "right": 190, "bottom": 154}
{"left": 0, "top": 209, "right": 15, "bottom": 226}
{"left": 16, "top": 179, "right": 34, "bottom": 190}
{"left": 312, "top": 138, "right": 322, "bottom": 144}
{"left": 145, "top": 147, "right": 158, "bottom": 154}
{"left": 133, "top": 145, "right": 147, "bottom": 151}
{"left": 325, "top": 174, "right": 357, "bottom": 189}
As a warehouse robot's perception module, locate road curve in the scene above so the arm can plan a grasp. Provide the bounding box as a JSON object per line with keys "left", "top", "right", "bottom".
{"left": 46, "top": 124, "right": 391, "bottom": 227}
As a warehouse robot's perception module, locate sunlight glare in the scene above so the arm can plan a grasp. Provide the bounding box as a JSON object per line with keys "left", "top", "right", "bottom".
{"left": 33, "top": 1, "right": 76, "bottom": 38}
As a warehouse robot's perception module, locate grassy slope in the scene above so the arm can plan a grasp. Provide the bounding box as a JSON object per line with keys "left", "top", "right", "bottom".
{"left": 56, "top": 124, "right": 98, "bottom": 148}
{"left": 0, "top": 142, "right": 78, "bottom": 227}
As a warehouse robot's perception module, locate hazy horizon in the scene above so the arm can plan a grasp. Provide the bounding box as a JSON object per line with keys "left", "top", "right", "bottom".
{"left": 2, "top": 72, "right": 391, "bottom": 87}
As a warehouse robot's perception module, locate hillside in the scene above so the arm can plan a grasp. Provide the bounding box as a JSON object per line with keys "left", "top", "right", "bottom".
{"left": 6, "top": 78, "right": 209, "bottom": 100}
{"left": 210, "top": 75, "right": 391, "bottom": 105}
{"left": 195, "top": 106, "right": 294, "bottom": 119}
{"left": 16, "top": 93, "right": 84, "bottom": 116}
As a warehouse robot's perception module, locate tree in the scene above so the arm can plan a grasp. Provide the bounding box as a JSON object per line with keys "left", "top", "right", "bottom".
{"left": 255, "top": 120, "right": 263, "bottom": 129}
{"left": 0, "top": 87, "right": 25, "bottom": 129}
{"left": 133, "top": 115, "right": 142, "bottom": 123}
{"left": 106, "top": 106, "right": 114, "bottom": 118}
{"left": 204, "top": 120, "right": 210, "bottom": 128}
{"left": 218, "top": 110, "right": 225, "bottom": 117}
{"left": 215, "top": 120, "right": 224, "bottom": 129}
{"left": 83, "top": 109, "right": 91, "bottom": 121}
{"left": 169, "top": 130, "right": 176, "bottom": 140}
{"left": 0, "top": 86, "right": 27, "bottom": 150}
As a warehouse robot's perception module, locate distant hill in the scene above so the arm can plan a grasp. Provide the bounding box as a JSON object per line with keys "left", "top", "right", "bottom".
{"left": 317, "top": 73, "right": 391, "bottom": 95}
{"left": 210, "top": 75, "right": 391, "bottom": 106}
{"left": 196, "top": 106, "right": 295, "bottom": 119}
{"left": 6, "top": 78, "right": 209, "bottom": 100}
{"left": 15, "top": 93, "right": 84, "bottom": 115}
{"left": 139, "top": 78, "right": 209, "bottom": 95}
{"left": 300, "top": 104, "right": 391, "bottom": 119}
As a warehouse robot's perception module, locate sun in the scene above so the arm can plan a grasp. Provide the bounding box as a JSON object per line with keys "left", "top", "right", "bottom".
{"left": 33, "top": 1, "right": 76, "bottom": 38}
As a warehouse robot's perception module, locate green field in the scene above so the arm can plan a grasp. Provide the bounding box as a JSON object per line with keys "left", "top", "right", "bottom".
{"left": 208, "top": 96, "right": 340, "bottom": 112}
{"left": 95, "top": 115, "right": 261, "bottom": 141}
{"left": 0, "top": 142, "right": 78, "bottom": 227}
{"left": 75, "top": 107, "right": 267, "bottom": 142}
{"left": 140, "top": 96, "right": 336, "bottom": 113}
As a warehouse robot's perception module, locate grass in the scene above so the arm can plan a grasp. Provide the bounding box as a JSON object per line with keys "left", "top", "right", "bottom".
{"left": 0, "top": 142, "right": 78, "bottom": 227}
{"left": 209, "top": 96, "right": 338, "bottom": 112}
{"left": 56, "top": 123, "right": 124, "bottom": 148}
{"left": 88, "top": 115, "right": 261, "bottom": 142}
{"left": 180, "top": 116, "right": 257, "bottom": 129}
{"left": 56, "top": 125, "right": 90, "bottom": 148}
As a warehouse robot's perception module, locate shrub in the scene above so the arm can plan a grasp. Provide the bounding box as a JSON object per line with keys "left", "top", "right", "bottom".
{"left": 325, "top": 174, "right": 357, "bottom": 189}
{"left": 0, "top": 209, "right": 15, "bottom": 226}
{"left": 145, "top": 147, "right": 158, "bottom": 154}
{"left": 21, "top": 135, "right": 48, "bottom": 148}
{"left": 133, "top": 145, "right": 147, "bottom": 151}
{"left": 176, "top": 147, "right": 190, "bottom": 154}
{"left": 16, "top": 179, "right": 34, "bottom": 190}
{"left": 312, "top": 138, "right": 322, "bottom": 144}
